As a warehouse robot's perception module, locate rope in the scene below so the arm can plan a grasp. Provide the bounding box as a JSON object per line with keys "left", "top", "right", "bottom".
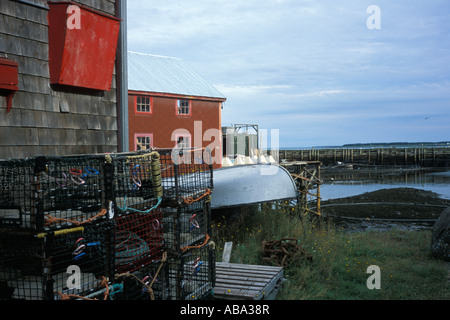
{"left": 181, "top": 189, "right": 212, "bottom": 204}
{"left": 56, "top": 276, "right": 109, "bottom": 300}
{"left": 180, "top": 234, "right": 210, "bottom": 252}
{"left": 115, "top": 230, "right": 149, "bottom": 266}
{"left": 261, "top": 238, "right": 312, "bottom": 267}
{"left": 124, "top": 151, "right": 163, "bottom": 199}
{"left": 117, "top": 196, "right": 162, "bottom": 214}
{"left": 115, "top": 251, "right": 167, "bottom": 300}
{"left": 149, "top": 152, "right": 163, "bottom": 198}
{"left": 44, "top": 208, "right": 107, "bottom": 227}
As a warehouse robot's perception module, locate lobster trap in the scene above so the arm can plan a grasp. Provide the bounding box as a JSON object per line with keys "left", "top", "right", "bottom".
{"left": 110, "top": 151, "right": 163, "bottom": 216}
{"left": 114, "top": 209, "right": 164, "bottom": 274}
{"left": 158, "top": 148, "right": 213, "bottom": 207}
{"left": 167, "top": 242, "right": 215, "bottom": 300}
{"left": 113, "top": 258, "right": 169, "bottom": 300}
{"left": 163, "top": 200, "right": 211, "bottom": 255}
{"left": 0, "top": 155, "right": 112, "bottom": 232}
{"left": 0, "top": 221, "right": 115, "bottom": 300}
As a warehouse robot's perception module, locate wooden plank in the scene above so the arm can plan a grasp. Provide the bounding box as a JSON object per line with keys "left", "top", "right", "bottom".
{"left": 215, "top": 275, "right": 272, "bottom": 287}
{"left": 216, "top": 268, "right": 281, "bottom": 277}
{"left": 214, "top": 262, "right": 284, "bottom": 300}
{"left": 216, "top": 273, "right": 276, "bottom": 283}
{"left": 217, "top": 262, "right": 283, "bottom": 272}
{"left": 214, "top": 287, "right": 261, "bottom": 300}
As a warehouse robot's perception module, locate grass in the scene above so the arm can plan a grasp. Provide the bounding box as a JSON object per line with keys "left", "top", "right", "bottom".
{"left": 211, "top": 204, "right": 449, "bottom": 300}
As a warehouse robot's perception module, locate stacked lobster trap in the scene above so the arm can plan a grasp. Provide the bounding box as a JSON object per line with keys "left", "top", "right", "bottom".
{"left": 108, "top": 150, "right": 168, "bottom": 300}
{"left": 0, "top": 155, "right": 116, "bottom": 300}
{"left": 158, "top": 148, "right": 215, "bottom": 300}
{"left": 0, "top": 148, "right": 216, "bottom": 300}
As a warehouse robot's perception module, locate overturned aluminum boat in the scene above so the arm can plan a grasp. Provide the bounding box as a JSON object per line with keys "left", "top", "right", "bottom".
{"left": 211, "top": 164, "right": 298, "bottom": 209}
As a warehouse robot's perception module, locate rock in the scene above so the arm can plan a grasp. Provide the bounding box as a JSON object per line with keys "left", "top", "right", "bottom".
{"left": 431, "top": 207, "right": 450, "bottom": 261}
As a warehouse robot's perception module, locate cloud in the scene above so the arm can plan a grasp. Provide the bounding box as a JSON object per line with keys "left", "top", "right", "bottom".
{"left": 127, "top": 0, "right": 450, "bottom": 147}
{"left": 215, "top": 84, "right": 292, "bottom": 97}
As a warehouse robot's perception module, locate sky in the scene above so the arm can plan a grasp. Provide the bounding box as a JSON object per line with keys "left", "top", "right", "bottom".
{"left": 126, "top": 0, "right": 450, "bottom": 148}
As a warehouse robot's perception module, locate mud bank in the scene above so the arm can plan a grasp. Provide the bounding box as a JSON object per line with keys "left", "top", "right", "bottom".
{"left": 321, "top": 187, "right": 450, "bottom": 232}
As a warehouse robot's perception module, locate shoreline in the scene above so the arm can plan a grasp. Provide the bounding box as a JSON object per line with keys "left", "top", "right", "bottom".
{"left": 320, "top": 187, "right": 450, "bottom": 233}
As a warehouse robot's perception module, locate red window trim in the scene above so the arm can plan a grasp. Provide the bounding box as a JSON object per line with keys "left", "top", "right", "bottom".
{"left": 175, "top": 99, "right": 192, "bottom": 116}
{"left": 135, "top": 95, "right": 153, "bottom": 114}
{"left": 134, "top": 133, "right": 153, "bottom": 151}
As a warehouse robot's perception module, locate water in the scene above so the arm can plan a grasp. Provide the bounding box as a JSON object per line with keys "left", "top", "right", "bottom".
{"left": 320, "top": 168, "right": 450, "bottom": 200}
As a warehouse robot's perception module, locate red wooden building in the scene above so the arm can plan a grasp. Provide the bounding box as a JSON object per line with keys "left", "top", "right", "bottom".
{"left": 127, "top": 52, "right": 226, "bottom": 168}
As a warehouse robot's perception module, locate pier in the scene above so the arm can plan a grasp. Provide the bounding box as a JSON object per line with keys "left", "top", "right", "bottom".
{"left": 278, "top": 147, "right": 449, "bottom": 167}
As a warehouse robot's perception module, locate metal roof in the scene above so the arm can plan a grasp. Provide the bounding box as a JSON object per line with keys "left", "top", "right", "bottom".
{"left": 127, "top": 51, "right": 226, "bottom": 100}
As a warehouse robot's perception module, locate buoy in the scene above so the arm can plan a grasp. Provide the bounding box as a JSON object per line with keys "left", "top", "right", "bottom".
{"left": 267, "top": 155, "right": 277, "bottom": 164}
{"left": 258, "top": 154, "right": 267, "bottom": 164}
{"left": 222, "top": 157, "right": 233, "bottom": 167}
{"left": 244, "top": 156, "right": 254, "bottom": 164}
{"left": 234, "top": 155, "right": 245, "bottom": 165}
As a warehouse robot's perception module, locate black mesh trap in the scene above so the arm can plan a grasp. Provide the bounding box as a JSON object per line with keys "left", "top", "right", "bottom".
{"left": 158, "top": 148, "right": 213, "bottom": 207}
{"left": 0, "top": 221, "right": 115, "bottom": 300}
{"left": 113, "top": 259, "right": 169, "bottom": 300}
{"left": 110, "top": 151, "right": 163, "bottom": 216}
{"left": 163, "top": 200, "right": 211, "bottom": 255}
{"left": 114, "top": 209, "right": 164, "bottom": 274}
{"left": 0, "top": 155, "right": 112, "bottom": 232}
{"left": 167, "top": 242, "right": 215, "bottom": 300}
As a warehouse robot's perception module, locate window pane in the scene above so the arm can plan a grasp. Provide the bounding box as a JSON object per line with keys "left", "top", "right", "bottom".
{"left": 177, "top": 100, "right": 190, "bottom": 114}
{"left": 136, "top": 135, "right": 151, "bottom": 150}
{"left": 176, "top": 136, "right": 190, "bottom": 148}
{"left": 137, "top": 96, "right": 151, "bottom": 113}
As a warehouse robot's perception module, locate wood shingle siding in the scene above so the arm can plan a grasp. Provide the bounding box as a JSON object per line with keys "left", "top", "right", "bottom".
{"left": 0, "top": 0, "right": 120, "bottom": 159}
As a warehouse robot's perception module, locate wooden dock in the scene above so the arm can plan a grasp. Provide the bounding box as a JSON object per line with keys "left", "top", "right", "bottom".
{"left": 213, "top": 262, "right": 284, "bottom": 300}
{"left": 278, "top": 147, "right": 449, "bottom": 167}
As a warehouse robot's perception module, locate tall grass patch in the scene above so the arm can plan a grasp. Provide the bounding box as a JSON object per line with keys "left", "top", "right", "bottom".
{"left": 211, "top": 204, "right": 449, "bottom": 300}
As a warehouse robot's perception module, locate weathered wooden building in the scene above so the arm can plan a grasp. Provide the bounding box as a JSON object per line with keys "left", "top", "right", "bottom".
{"left": 0, "top": 0, "right": 128, "bottom": 159}
{"left": 127, "top": 51, "right": 226, "bottom": 168}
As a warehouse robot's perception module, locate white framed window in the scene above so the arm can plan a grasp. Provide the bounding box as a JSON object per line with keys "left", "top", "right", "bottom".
{"left": 176, "top": 99, "right": 191, "bottom": 115}
{"left": 136, "top": 96, "right": 152, "bottom": 114}
{"left": 174, "top": 134, "right": 191, "bottom": 149}
{"left": 135, "top": 133, "right": 153, "bottom": 151}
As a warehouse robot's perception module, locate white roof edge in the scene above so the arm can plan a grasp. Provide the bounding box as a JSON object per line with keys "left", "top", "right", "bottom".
{"left": 127, "top": 51, "right": 226, "bottom": 100}
{"left": 127, "top": 51, "right": 182, "bottom": 60}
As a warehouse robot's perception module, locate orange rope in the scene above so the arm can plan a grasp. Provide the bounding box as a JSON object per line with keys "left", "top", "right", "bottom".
{"left": 181, "top": 189, "right": 211, "bottom": 204}
{"left": 45, "top": 208, "right": 107, "bottom": 227}
{"left": 180, "top": 234, "right": 210, "bottom": 252}
{"left": 56, "top": 277, "right": 109, "bottom": 300}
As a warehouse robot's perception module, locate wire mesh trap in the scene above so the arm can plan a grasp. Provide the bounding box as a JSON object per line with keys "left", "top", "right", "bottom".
{"left": 114, "top": 209, "right": 164, "bottom": 274}
{"left": 0, "top": 158, "right": 36, "bottom": 230}
{"left": 0, "top": 155, "right": 112, "bottom": 232}
{"left": 158, "top": 148, "right": 213, "bottom": 207}
{"left": 0, "top": 221, "right": 115, "bottom": 300}
{"left": 113, "top": 259, "right": 169, "bottom": 300}
{"left": 110, "top": 151, "right": 163, "bottom": 216}
{"left": 163, "top": 200, "right": 211, "bottom": 255}
{"left": 166, "top": 242, "right": 215, "bottom": 300}
{"left": 0, "top": 149, "right": 218, "bottom": 301}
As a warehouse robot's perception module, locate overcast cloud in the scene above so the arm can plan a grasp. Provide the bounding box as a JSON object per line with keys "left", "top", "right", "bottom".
{"left": 127, "top": 0, "right": 450, "bottom": 148}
